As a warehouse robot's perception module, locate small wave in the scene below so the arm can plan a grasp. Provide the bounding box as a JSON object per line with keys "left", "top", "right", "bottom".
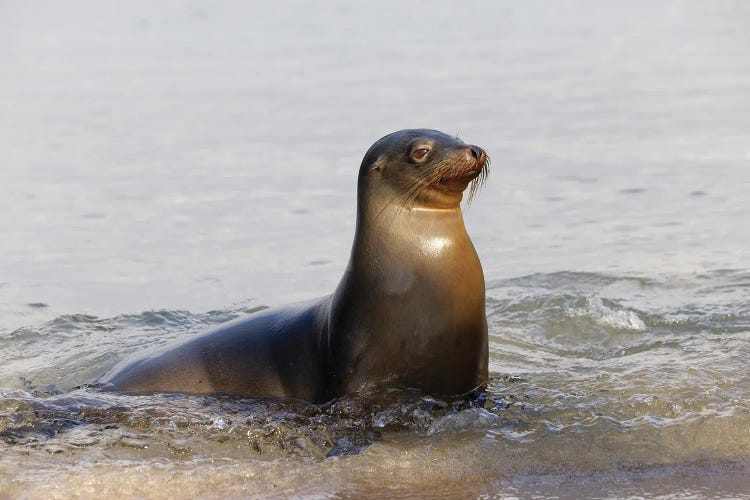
{"left": 0, "top": 388, "right": 504, "bottom": 459}
{"left": 424, "top": 407, "right": 501, "bottom": 435}
{"left": 486, "top": 271, "right": 750, "bottom": 367}
{"left": 0, "top": 305, "right": 266, "bottom": 390}
{"left": 566, "top": 295, "right": 646, "bottom": 332}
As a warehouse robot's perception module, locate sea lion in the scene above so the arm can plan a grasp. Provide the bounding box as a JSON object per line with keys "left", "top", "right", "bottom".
{"left": 100, "top": 129, "right": 489, "bottom": 403}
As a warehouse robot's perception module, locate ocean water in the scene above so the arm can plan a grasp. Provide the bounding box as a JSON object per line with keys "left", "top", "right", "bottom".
{"left": 1, "top": 0, "right": 750, "bottom": 497}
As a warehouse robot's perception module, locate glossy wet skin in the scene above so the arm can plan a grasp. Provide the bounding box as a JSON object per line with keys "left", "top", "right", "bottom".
{"left": 102, "top": 129, "right": 489, "bottom": 402}
{"left": 328, "top": 129, "right": 489, "bottom": 399}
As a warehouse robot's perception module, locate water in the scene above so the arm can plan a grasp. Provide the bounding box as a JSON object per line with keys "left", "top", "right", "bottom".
{"left": 1, "top": 0, "right": 750, "bottom": 497}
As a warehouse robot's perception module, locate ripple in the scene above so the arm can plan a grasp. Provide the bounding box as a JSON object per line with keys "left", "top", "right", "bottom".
{"left": 0, "top": 388, "right": 509, "bottom": 459}
{"left": 2, "top": 271, "right": 750, "bottom": 496}
{"left": 566, "top": 295, "right": 646, "bottom": 331}
{"left": 0, "top": 305, "right": 264, "bottom": 390}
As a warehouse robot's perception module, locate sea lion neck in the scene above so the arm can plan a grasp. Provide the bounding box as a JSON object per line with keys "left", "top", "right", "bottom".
{"left": 348, "top": 187, "right": 472, "bottom": 279}
{"left": 356, "top": 178, "right": 464, "bottom": 218}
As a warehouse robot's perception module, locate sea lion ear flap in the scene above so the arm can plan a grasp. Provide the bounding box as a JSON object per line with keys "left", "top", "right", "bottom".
{"left": 368, "top": 155, "right": 385, "bottom": 174}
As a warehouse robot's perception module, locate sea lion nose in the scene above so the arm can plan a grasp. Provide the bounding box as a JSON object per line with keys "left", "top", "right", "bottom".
{"left": 467, "top": 145, "right": 485, "bottom": 164}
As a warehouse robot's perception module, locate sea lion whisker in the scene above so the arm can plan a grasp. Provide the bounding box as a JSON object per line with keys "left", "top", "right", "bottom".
{"left": 384, "top": 167, "right": 441, "bottom": 217}
{"left": 374, "top": 174, "right": 430, "bottom": 222}
{"left": 465, "top": 155, "right": 490, "bottom": 207}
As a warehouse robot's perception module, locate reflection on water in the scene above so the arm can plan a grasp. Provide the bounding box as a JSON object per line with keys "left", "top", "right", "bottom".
{"left": 1, "top": 0, "right": 750, "bottom": 497}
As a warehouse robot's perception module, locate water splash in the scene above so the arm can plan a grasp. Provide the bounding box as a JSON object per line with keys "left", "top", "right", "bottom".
{"left": 566, "top": 295, "right": 646, "bottom": 331}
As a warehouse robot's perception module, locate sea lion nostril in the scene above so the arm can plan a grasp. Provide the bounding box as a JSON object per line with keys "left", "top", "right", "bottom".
{"left": 469, "top": 146, "right": 481, "bottom": 160}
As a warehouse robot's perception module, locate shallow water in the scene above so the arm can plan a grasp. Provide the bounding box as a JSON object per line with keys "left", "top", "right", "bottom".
{"left": 2, "top": 0, "right": 750, "bottom": 498}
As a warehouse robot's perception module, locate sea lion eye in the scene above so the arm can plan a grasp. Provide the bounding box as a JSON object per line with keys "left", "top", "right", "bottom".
{"left": 412, "top": 148, "right": 430, "bottom": 160}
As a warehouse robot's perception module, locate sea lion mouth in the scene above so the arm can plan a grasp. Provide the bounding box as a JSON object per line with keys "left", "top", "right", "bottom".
{"left": 434, "top": 147, "right": 490, "bottom": 203}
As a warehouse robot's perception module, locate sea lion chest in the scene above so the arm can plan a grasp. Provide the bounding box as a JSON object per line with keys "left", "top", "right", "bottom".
{"left": 325, "top": 209, "right": 488, "bottom": 398}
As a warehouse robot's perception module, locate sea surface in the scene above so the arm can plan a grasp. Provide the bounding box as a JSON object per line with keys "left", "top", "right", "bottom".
{"left": 1, "top": 1, "right": 749, "bottom": 498}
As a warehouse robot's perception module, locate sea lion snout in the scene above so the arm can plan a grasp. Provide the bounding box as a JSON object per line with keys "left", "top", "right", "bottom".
{"left": 467, "top": 145, "right": 487, "bottom": 168}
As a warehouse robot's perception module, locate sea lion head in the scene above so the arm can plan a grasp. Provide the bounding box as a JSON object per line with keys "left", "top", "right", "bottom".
{"left": 358, "top": 129, "right": 489, "bottom": 210}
